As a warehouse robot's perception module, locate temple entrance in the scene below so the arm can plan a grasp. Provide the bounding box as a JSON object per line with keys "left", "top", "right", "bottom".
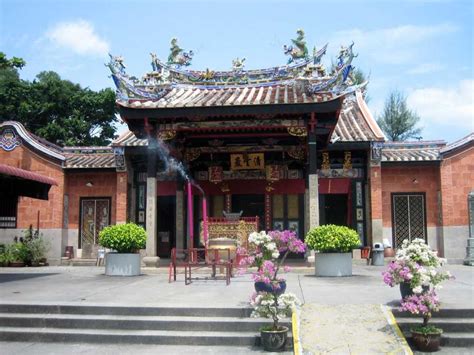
{"left": 79, "top": 198, "right": 110, "bottom": 258}
{"left": 232, "top": 194, "right": 265, "bottom": 229}
{"left": 157, "top": 196, "right": 175, "bottom": 257}
{"left": 319, "top": 194, "right": 348, "bottom": 226}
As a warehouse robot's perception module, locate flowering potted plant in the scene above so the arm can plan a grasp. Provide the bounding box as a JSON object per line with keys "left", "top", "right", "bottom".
{"left": 400, "top": 290, "right": 443, "bottom": 352}
{"left": 251, "top": 292, "right": 301, "bottom": 351}
{"left": 239, "top": 230, "right": 306, "bottom": 293}
{"left": 305, "top": 224, "right": 360, "bottom": 277}
{"left": 382, "top": 238, "right": 451, "bottom": 298}
{"left": 239, "top": 230, "right": 305, "bottom": 351}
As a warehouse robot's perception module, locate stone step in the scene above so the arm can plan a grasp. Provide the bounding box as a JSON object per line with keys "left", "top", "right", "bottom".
{"left": 397, "top": 318, "right": 474, "bottom": 332}
{"left": 0, "top": 304, "right": 253, "bottom": 317}
{"left": 0, "top": 327, "right": 270, "bottom": 346}
{"left": 394, "top": 309, "right": 474, "bottom": 318}
{"left": 60, "top": 259, "right": 98, "bottom": 267}
{"left": 402, "top": 330, "right": 474, "bottom": 348}
{"left": 0, "top": 313, "right": 290, "bottom": 332}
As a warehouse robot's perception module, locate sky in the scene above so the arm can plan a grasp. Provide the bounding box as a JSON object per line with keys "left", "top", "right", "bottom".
{"left": 1, "top": 0, "right": 473, "bottom": 143}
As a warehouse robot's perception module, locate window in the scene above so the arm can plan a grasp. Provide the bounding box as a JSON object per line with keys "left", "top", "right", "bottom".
{"left": 392, "top": 193, "right": 427, "bottom": 248}
{"left": 0, "top": 196, "right": 17, "bottom": 228}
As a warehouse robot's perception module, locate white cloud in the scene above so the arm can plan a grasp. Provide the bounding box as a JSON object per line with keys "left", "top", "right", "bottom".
{"left": 331, "top": 23, "right": 458, "bottom": 64}
{"left": 407, "top": 79, "right": 474, "bottom": 130}
{"left": 407, "top": 62, "right": 444, "bottom": 75}
{"left": 46, "top": 20, "right": 109, "bottom": 57}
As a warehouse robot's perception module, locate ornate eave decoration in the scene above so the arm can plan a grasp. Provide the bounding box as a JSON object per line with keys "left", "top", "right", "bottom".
{"left": 287, "top": 127, "right": 307, "bottom": 137}
{"left": 158, "top": 130, "right": 176, "bottom": 141}
{"left": 287, "top": 146, "right": 306, "bottom": 160}
{"left": 107, "top": 29, "right": 364, "bottom": 103}
{"left": 0, "top": 128, "right": 22, "bottom": 152}
{"left": 184, "top": 148, "right": 201, "bottom": 162}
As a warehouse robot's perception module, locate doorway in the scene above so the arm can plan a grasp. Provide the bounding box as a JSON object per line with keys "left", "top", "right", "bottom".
{"left": 232, "top": 194, "right": 265, "bottom": 229}
{"left": 319, "top": 194, "right": 348, "bottom": 226}
{"left": 157, "top": 196, "right": 176, "bottom": 257}
{"left": 79, "top": 198, "right": 111, "bottom": 258}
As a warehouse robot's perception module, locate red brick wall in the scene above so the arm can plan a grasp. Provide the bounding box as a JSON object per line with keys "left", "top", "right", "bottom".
{"left": 0, "top": 145, "right": 64, "bottom": 229}
{"left": 65, "top": 171, "right": 117, "bottom": 229}
{"left": 381, "top": 165, "right": 440, "bottom": 227}
{"left": 116, "top": 172, "right": 128, "bottom": 223}
{"left": 440, "top": 147, "right": 474, "bottom": 226}
{"left": 370, "top": 165, "right": 382, "bottom": 220}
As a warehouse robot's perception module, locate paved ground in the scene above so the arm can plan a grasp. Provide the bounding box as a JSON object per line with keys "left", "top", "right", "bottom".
{"left": 0, "top": 261, "right": 472, "bottom": 354}
{"left": 0, "top": 261, "right": 471, "bottom": 308}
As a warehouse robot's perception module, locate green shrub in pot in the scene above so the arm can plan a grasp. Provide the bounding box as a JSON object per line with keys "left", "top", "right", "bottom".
{"left": 306, "top": 224, "right": 360, "bottom": 253}
{"left": 99, "top": 223, "right": 146, "bottom": 253}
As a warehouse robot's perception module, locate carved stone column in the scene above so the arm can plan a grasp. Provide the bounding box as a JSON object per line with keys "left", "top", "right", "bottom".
{"left": 143, "top": 132, "right": 159, "bottom": 267}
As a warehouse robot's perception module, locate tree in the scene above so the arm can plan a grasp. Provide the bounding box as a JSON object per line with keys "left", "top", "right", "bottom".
{"left": 377, "top": 90, "right": 422, "bottom": 141}
{"left": 0, "top": 52, "right": 117, "bottom": 146}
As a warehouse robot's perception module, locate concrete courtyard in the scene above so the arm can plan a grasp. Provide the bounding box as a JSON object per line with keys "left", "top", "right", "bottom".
{"left": 0, "top": 261, "right": 472, "bottom": 354}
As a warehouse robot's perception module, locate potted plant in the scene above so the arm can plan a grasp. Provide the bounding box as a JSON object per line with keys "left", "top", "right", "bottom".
{"left": 251, "top": 291, "right": 301, "bottom": 351}
{"left": 239, "top": 230, "right": 305, "bottom": 351}
{"left": 400, "top": 290, "right": 443, "bottom": 352}
{"left": 239, "top": 230, "right": 306, "bottom": 294}
{"left": 99, "top": 223, "right": 146, "bottom": 276}
{"left": 305, "top": 224, "right": 360, "bottom": 277}
{"left": 382, "top": 238, "right": 452, "bottom": 298}
{"left": 8, "top": 242, "right": 29, "bottom": 267}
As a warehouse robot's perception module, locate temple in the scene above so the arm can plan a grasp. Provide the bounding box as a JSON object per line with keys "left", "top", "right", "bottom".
{"left": 1, "top": 31, "right": 472, "bottom": 265}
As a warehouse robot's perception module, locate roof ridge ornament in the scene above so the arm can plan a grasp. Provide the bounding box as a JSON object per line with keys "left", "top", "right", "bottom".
{"left": 167, "top": 38, "right": 194, "bottom": 68}
{"left": 283, "top": 29, "right": 309, "bottom": 64}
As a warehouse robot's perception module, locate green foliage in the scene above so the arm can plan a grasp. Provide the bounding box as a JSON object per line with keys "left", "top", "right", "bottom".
{"left": 0, "top": 248, "right": 14, "bottom": 265}
{"left": 25, "top": 237, "right": 50, "bottom": 264}
{"left": 377, "top": 90, "right": 422, "bottom": 141}
{"left": 0, "top": 52, "right": 25, "bottom": 70}
{"left": 99, "top": 223, "right": 146, "bottom": 253}
{"left": 0, "top": 53, "right": 117, "bottom": 146}
{"left": 411, "top": 325, "right": 443, "bottom": 335}
{"left": 305, "top": 224, "right": 360, "bottom": 253}
{"left": 7, "top": 242, "right": 30, "bottom": 262}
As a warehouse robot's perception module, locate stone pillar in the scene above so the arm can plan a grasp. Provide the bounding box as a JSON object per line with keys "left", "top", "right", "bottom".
{"left": 307, "top": 121, "right": 319, "bottom": 263}
{"left": 143, "top": 134, "right": 159, "bottom": 267}
{"left": 175, "top": 182, "right": 185, "bottom": 250}
{"left": 369, "top": 163, "right": 383, "bottom": 246}
{"left": 116, "top": 172, "right": 128, "bottom": 224}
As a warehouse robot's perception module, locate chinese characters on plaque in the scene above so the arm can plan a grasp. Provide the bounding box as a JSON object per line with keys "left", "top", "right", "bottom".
{"left": 208, "top": 166, "right": 223, "bottom": 183}
{"left": 230, "top": 153, "right": 264, "bottom": 170}
{"left": 265, "top": 165, "right": 281, "bottom": 181}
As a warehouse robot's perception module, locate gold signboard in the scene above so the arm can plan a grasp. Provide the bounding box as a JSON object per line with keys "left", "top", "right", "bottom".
{"left": 230, "top": 153, "right": 264, "bottom": 170}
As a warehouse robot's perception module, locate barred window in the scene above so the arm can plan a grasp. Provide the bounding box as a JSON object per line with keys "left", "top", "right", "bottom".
{"left": 0, "top": 196, "right": 17, "bottom": 228}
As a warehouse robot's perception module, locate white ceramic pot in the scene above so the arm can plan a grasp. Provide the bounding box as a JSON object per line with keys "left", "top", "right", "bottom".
{"left": 105, "top": 253, "right": 141, "bottom": 276}
{"left": 315, "top": 252, "right": 352, "bottom": 277}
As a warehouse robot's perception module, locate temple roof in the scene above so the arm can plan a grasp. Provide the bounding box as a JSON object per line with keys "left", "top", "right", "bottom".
{"left": 117, "top": 84, "right": 338, "bottom": 110}
{"left": 440, "top": 132, "right": 474, "bottom": 156}
{"left": 109, "top": 34, "right": 364, "bottom": 109}
{"left": 0, "top": 121, "right": 116, "bottom": 169}
{"left": 381, "top": 141, "right": 446, "bottom": 162}
{"left": 63, "top": 147, "right": 116, "bottom": 169}
{"left": 113, "top": 91, "right": 385, "bottom": 146}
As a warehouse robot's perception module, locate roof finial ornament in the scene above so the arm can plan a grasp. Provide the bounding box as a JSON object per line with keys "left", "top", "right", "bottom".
{"left": 283, "top": 29, "right": 309, "bottom": 64}
{"left": 167, "top": 38, "right": 194, "bottom": 68}
{"left": 107, "top": 54, "right": 126, "bottom": 74}
{"left": 232, "top": 57, "right": 246, "bottom": 72}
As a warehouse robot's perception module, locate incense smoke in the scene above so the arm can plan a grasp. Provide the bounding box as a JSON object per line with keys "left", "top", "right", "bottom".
{"left": 155, "top": 139, "right": 204, "bottom": 195}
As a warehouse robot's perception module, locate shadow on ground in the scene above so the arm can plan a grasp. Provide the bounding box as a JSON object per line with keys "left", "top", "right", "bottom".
{"left": 0, "top": 273, "right": 57, "bottom": 283}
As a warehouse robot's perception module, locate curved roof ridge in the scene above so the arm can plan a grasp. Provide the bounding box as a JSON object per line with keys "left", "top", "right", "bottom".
{"left": 355, "top": 91, "right": 386, "bottom": 141}
{"left": 441, "top": 132, "right": 474, "bottom": 154}
{"left": 0, "top": 121, "right": 65, "bottom": 161}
